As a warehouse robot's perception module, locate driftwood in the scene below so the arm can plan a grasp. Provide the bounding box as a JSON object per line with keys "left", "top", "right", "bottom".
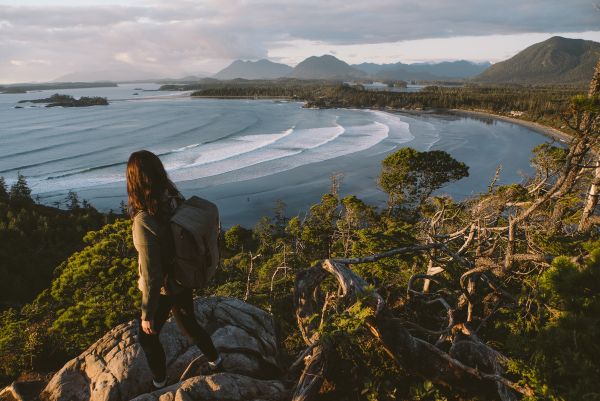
{"left": 292, "top": 246, "right": 534, "bottom": 401}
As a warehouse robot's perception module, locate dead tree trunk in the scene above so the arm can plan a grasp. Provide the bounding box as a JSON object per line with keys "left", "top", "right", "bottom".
{"left": 293, "top": 247, "right": 533, "bottom": 401}
{"left": 578, "top": 59, "right": 600, "bottom": 232}
{"left": 579, "top": 159, "right": 600, "bottom": 232}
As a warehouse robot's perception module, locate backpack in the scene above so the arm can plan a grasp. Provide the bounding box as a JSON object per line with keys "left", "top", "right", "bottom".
{"left": 169, "top": 196, "right": 220, "bottom": 289}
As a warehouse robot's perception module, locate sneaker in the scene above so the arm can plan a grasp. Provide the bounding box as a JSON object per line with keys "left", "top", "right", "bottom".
{"left": 152, "top": 376, "right": 168, "bottom": 389}
{"left": 207, "top": 355, "right": 223, "bottom": 370}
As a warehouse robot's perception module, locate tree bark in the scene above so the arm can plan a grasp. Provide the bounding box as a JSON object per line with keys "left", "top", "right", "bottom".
{"left": 579, "top": 159, "right": 600, "bottom": 232}
{"left": 293, "top": 256, "right": 531, "bottom": 401}
{"left": 578, "top": 60, "right": 600, "bottom": 232}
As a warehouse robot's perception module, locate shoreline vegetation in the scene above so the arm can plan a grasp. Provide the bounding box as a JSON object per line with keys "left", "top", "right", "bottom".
{"left": 191, "top": 95, "right": 293, "bottom": 99}
{"left": 176, "top": 80, "right": 578, "bottom": 143}
{"left": 17, "top": 93, "right": 109, "bottom": 107}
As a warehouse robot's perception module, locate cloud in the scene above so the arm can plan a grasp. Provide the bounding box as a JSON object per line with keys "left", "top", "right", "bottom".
{"left": 114, "top": 52, "right": 134, "bottom": 64}
{"left": 10, "top": 59, "right": 49, "bottom": 66}
{"left": 0, "top": 0, "right": 598, "bottom": 82}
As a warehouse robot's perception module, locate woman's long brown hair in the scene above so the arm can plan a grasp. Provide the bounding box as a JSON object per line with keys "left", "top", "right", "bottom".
{"left": 126, "top": 150, "right": 178, "bottom": 218}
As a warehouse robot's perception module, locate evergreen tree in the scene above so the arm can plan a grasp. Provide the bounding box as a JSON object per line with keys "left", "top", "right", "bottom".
{"left": 0, "top": 176, "right": 8, "bottom": 201}
{"left": 119, "top": 200, "right": 128, "bottom": 215}
{"left": 65, "top": 190, "right": 80, "bottom": 210}
{"left": 9, "top": 174, "right": 33, "bottom": 206}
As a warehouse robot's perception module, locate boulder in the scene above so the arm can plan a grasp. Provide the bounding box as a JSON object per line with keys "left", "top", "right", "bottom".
{"left": 40, "top": 297, "right": 285, "bottom": 401}
{"left": 0, "top": 381, "right": 45, "bottom": 401}
{"left": 130, "top": 373, "right": 286, "bottom": 401}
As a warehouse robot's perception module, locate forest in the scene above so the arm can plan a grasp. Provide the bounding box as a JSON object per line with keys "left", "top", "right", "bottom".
{"left": 1, "top": 68, "right": 600, "bottom": 400}
{"left": 17, "top": 94, "right": 109, "bottom": 107}
{"left": 183, "top": 81, "right": 581, "bottom": 131}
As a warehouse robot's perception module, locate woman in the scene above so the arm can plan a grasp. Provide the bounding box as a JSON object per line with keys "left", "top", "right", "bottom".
{"left": 127, "top": 150, "right": 222, "bottom": 388}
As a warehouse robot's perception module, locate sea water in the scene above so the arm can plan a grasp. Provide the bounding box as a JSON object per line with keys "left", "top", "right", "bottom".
{"left": 0, "top": 83, "right": 556, "bottom": 226}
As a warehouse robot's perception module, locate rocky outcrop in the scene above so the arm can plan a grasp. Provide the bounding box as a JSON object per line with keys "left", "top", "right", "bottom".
{"left": 40, "top": 297, "right": 286, "bottom": 401}
{"left": 130, "top": 373, "right": 286, "bottom": 401}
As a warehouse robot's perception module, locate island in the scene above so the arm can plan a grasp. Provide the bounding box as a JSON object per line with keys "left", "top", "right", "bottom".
{"left": 18, "top": 93, "right": 109, "bottom": 107}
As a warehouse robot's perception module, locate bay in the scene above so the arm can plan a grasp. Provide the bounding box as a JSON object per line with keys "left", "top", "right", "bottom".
{"left": 0, "top": 84, "right": 556, "bottom": 226}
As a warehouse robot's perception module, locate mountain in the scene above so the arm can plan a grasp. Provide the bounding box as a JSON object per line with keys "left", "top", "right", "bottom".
{"left": 475, "top": 36, "right": 600, "bottom": 85}
{"left": 353, "top": 60, "right": 491, "bottom": 80}
{"left": 374, "top": 67, "right": 440, "bottom": 82}
{"left": 407, "top": 60, "right": 491, "bottom": 78}
{"left": 353, "top": 62, "right": 392, "bottom": 75}
{"left": 213, "top": 59, "right": 293, "bottom": 80}
{"left": 288, "top": 55, "right": 366, "bottom": 79}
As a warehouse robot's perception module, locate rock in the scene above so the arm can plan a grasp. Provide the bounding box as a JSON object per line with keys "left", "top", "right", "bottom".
{"left": 0, "top": 381, "right": 45, "bottom": 401}
{"left": 130, "top": 373, "right": 287, "bottom": 401}
{"left": 40, "top": 297, "right": 284, "bottom": 401}
{"left": 0, "top": 383, "right": 22, "bottom": 401}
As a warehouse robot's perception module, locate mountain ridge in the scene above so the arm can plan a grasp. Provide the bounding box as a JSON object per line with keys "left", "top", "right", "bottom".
{"left": 352, "top": 60, "right": 491, "bottom": 80}
{"left": 475, "top": 36, "right": 600, "bottom": 85}
{"left": 213, "top": 59, "right": 293, "bottom": 80}
{"left": 212, "top": 57, "right": 490, "bottom": 81}
{"left": 287, "top": 54, "right": 366, "bottom": 80}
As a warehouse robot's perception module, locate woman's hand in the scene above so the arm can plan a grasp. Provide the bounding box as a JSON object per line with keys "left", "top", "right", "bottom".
{"left": 141, "top": 319, "right": 156, "bottom": 335}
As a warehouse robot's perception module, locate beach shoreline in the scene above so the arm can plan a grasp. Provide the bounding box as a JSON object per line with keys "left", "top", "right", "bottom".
{"left": 446, "top": 109, "right": 571, "bottom": 144}
{"left": 182, "top": 92, "right": 573, "bottom": 144}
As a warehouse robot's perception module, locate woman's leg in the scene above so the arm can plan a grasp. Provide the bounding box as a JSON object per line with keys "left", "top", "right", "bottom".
{"left": 171, "top": 289, "right": 219, "bottom": 361}
{"left": 138, "top": 294, "right": 172, "bottom": 380}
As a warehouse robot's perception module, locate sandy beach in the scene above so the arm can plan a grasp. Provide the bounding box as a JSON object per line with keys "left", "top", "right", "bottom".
{"left": 447, "top": 109, "right": 572, "bottom": 143}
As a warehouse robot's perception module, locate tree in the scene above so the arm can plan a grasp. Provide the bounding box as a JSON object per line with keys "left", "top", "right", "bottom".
{"left": 273, "top": 199, "right": 288, "bottom": 237}
{"left": 530, "top": 143, "right": 567, "bottom": 182}
{"left": 378, "top": 147, "right": 469, "bottom": 212}
{"left": 224, "top": 224, "right": 254, "bottom": 253}
{"left": 119, "top": 200, "right": 128, "bottom": 215}
{"left": 9, "top": 174, "right": 32, "bottom": 206}
{"left": 65, "top": 190, "right": 80, "bottom": 211}
{"left": 577, "top": 59, "right": 600, "bottom": 233}
{"left": 0, "top": 176, "right": 8, "bottom": 201}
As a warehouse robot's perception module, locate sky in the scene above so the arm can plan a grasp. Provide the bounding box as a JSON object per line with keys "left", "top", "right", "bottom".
{"left": 0, "top": 0, "right": 599, "bottom": 83}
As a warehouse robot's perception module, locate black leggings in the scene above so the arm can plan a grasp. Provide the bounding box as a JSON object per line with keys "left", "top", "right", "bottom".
{"left": 138, "top": 288, "right": 218, "bottom": 380}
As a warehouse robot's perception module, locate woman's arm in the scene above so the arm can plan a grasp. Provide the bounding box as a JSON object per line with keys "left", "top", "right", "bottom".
{"left": 132, "top": 212, "right": 164, "bottom": 322}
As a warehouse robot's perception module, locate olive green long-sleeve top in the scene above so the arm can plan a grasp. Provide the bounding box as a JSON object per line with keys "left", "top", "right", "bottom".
{"left": 132, "top": 211, "right": 169, "bottom": 321}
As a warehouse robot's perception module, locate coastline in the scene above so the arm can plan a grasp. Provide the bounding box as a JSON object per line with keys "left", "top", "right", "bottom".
{"left": 191, "top": 95, "right": 293, "bottom": 100}
{"left": 182, "top": 93, "right": 573, "bottom": 144}
{"left": 15, "top": 92, "right": 563, "bottom": 226}
{"left": 446, "top": 109, "right": 572, "bottom": 144}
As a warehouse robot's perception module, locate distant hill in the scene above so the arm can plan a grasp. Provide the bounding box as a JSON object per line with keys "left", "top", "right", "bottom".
{"left": 475, "top": 36, "right": 600, "bottom": 85}
{"left": 214, "top": 59, "right": 293, "bottom": 80}
{"left": 407, "top": 60, "right": 491, "bottom": 78}
{"left": 373, "top": 67, "right": 440, "bottom": 82}
{"left": 353, "top": 60, "right": 491, "bottom": 81}
{"left": 288, "top": 55, "right": 366, "bottom": 80}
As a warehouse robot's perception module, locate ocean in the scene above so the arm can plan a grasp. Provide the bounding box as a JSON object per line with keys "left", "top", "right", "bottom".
{"left": 0, "top": 83, "right": 555, "bottom": 226}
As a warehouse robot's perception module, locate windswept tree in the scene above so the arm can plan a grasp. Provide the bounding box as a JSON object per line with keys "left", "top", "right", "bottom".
{"left": 576, "top": 60, "right": 600, "bottom": 232}
{"left": 378, "top": 147, "right": 469, "bottom": 213}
